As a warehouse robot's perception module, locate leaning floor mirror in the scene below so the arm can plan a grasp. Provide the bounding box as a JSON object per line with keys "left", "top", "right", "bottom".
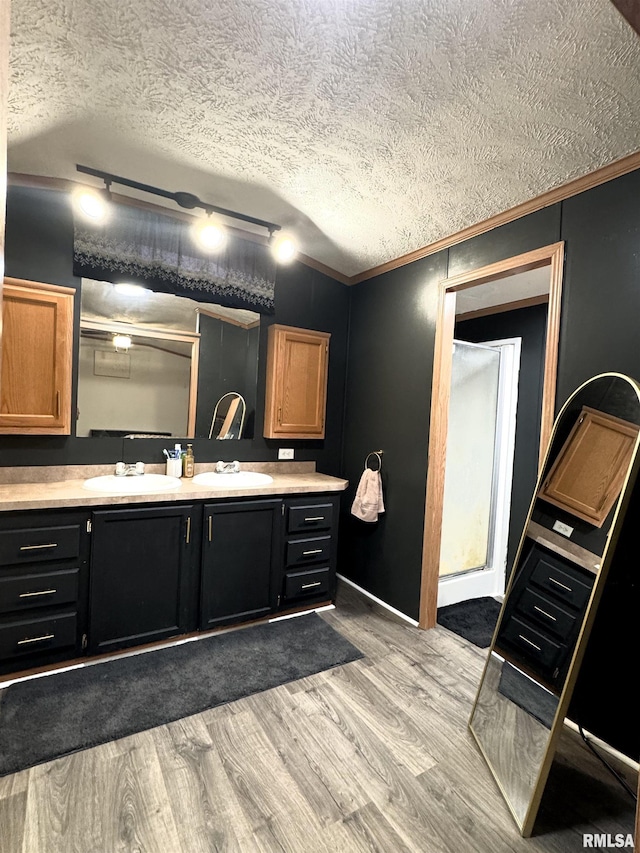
{"left": 469, "top": 372, "right": 640, "bottom": 836}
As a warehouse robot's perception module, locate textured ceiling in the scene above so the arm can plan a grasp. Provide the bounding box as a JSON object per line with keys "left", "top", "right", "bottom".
{"left": 7, "top": 0, "right": 640, "bottom": 278}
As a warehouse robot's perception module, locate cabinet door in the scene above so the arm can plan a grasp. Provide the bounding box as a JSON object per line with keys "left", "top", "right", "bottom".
{"left": 201, "top": 500, "right": 282, "bottom": 629}
{"left": 0, "top": 278, "right": 74, "bottom": 434}
{"left": 88, "top": 505, "right": 198, "bottom": 654}
{"left": 263, "top": 324, "right": 330, "bottom": 439}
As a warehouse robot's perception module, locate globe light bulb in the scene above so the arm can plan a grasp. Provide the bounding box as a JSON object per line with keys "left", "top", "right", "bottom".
{"left": 74, "top": 188, "right": 108, "bottom": 221}
{"left": 271, "top": 234, "right": 298, "bottom": 264}
{"left": 194, "top": 220, "right": 226, "bottom": 251}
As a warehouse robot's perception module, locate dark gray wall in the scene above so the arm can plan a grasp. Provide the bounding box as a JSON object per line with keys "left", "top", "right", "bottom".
{"left": 195, "top": 315, "right": 259, "bottom": 438}
{"left": 340, "top": 173, "right": 640, "bottom": 620}
{"left": 1, "top": 186, "right": 350, "bottom": 476}
{"left": 557, "top": 168, "right": 640, "bottom": 402}
{"left": 339, "top": 252, "right": 446, "bottom": 618}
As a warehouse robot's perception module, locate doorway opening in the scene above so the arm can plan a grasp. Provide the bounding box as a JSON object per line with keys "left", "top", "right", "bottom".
{"left": 420, "top": 242, "right": 565, "bottom": 629}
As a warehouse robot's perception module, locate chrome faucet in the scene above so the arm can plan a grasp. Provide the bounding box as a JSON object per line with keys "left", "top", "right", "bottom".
{"left": 115, "top": 461, "right": 145, "bottom": 476}
{"left": 215, "top": 460, "right": 240, "bottom": 474}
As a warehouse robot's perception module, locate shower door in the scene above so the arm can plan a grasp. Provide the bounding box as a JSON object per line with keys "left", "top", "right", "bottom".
{"left": 438, "top": 338, "right": 519, "bottom": 607}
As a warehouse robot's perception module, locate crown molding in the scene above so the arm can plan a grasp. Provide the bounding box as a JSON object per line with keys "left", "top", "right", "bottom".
{"left": 348, "top": 149, "right": 640, "bottom": 285}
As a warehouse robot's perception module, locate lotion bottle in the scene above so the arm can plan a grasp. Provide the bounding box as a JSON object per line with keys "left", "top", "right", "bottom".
{"left": 184, "top": 444, "right": 195, "bottom": 478}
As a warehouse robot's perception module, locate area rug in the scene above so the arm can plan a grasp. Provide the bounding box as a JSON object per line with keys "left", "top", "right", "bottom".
{"left": 0, "top": 613, "right": 363, "bottom": 777}
{"left": 437, "top": 596, "right": 502, "bottom": 648}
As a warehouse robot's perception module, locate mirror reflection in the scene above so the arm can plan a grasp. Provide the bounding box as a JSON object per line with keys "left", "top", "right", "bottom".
{"left": 78, "top": 279, "right": 260, "bottom": 439}
{"left": 469, "top": 373, "right": 640, "bottom": 837}
{"left": 210, "top": 392, "right": 246, "bottom": 439}
{"left": 471, "top": 652, "right": 558, "bottom": 826}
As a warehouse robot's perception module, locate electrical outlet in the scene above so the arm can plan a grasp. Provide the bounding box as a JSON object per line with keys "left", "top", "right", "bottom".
{"left": 278, "top": 448, "right": 294, "bottom": 460}
{"left": 552, "top": 520, "right": 574, "bottom": 538}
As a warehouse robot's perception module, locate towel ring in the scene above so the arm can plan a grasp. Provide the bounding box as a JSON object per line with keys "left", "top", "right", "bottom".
{"left": 365, "top": 451, "right": 383, "bottom": 472}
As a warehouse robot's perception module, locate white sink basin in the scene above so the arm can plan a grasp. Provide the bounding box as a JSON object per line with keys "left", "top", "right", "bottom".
{"left": 83, "top": 474, "right": 182, "bottom": 494}
{"left": 192, "top": 471, "right": 274, "bottom": 489}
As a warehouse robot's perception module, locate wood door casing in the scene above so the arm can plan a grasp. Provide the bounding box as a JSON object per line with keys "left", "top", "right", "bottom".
{"left": 263, "top": 324, "right": 330, "bottom": 439}
{"left": 0, "top": 278, "right": 74, "bottom": 434}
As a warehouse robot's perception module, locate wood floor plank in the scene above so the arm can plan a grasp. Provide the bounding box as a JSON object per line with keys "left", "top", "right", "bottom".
{"left": 0, "top": 768, "right": 29, "bottom": 799}
{"left": 21, "top": 735, "right": 182, "bottom": 853}
{"left": 325, "top": 659, "right": 438, "bottom": 776}
{"left": 152, "top": 713, "right": 255, "bottom": 853}
{"left": 207, "top": 707, "right": 333, "bottom": 853}
{"left": 246, "top": 686, "right": 372, "bottom": 825}
{"left": 0, "top": 791, "right": 27, "bottom": 853}
{"left": 327, "top": 801, "right": 416, "bottom": 853}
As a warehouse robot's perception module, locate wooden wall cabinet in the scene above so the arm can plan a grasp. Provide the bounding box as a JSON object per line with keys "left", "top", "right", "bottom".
{"left": 0, "top": 277, "right": 75, "bottom": 434}
{"left": 263, "top": 324, "right": 330, "bottom": 439}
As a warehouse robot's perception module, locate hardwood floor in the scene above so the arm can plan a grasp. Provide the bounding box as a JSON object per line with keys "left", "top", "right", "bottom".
{"left": 0, "top": 583, "right": 635, "bottom": 852}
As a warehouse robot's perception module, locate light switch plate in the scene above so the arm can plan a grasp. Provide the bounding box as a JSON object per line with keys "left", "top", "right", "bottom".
{"left": 278, "top": 448, "right": 294, "bottom": 460}
{"left": 552, "top": 520, "right": 574, "bottom": 538}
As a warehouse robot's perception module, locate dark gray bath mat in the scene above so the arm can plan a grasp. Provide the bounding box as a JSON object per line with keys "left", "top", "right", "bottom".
{"left": 437, "top": 596, "right": 502, "bottom": 648}
{"left": 0, "top": 613, "right": 363, "bottom": 777}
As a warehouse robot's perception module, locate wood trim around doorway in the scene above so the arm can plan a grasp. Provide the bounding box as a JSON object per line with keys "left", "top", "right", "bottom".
{"left": 418, "top": 241, "right": 565, "bottom": 629}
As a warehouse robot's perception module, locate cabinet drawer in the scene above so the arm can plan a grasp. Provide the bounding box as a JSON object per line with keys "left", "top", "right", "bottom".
{"left": 286, "top": 535, "right": 331, "bottom": 567}
{"left": 0, "top": 525, "right": 81, "bottom": 566}
{"left": 515, "top": 588, "right": 577, "bottom": 641}
{"left": 285, "top": 567, "right": 331, "bottom": 599}
{"left": 530, "top": 559, "right": 592, "bottom": 611}
{"left": 0, "top": 569, "right": 79, "bottom": 615}
{"left": 288, "top": 503, "right": 334, "bottom": 534}
{"left": 499, "top": 615, "right": 562, "bottom": 675}
{"left": 0, "top": 611, "right": 77, "bottom": 661}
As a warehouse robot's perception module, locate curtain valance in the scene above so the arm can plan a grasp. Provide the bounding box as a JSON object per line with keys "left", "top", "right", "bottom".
{"left": 73, "top": 203, "right": 276, "bottom": 314}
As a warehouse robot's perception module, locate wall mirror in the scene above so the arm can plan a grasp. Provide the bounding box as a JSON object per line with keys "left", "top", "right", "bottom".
{"left": 78, "top": 279, "right": 260, "bottom": 440}
{"left": 469, "top": 372, "right": 640, "bottom": 836}
{"left": 209, "top": 392, "right": 246, "bottom": 439}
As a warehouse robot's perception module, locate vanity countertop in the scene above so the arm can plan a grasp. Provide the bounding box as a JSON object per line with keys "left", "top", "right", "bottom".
{"left": 0, "top": 463, "right": 349, "bottom": 512}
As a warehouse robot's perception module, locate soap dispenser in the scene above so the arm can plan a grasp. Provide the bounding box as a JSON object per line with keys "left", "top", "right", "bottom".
{"left": 183, "top": 444, "right": 195, "bottom": 478}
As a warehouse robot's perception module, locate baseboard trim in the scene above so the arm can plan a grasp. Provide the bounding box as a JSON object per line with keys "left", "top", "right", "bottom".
{"left": 564, "top": 718, "right": 639, "bottom": 772}
{"left": 337, "top": 574, "right": 419, "bottom": 627}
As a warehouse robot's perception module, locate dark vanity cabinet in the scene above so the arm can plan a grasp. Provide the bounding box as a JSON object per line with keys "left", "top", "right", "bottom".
{"left": 88, "top": 505, "right": 199, "bottom": 654}
{"left": 282, "top": 495, "right": 339, "bottom": 605}
{"left": 0, "top": 509, "right": 90, "bottom": 673}
{"left": 200, "top": 499, "right": 282, "bottom": 629}
{"left": 0, "top": 489, "right": 342, "bottom": 676}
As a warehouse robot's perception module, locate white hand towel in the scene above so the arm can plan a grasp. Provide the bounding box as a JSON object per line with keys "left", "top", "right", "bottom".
{"left": 351, "top": 468, "right": 385, "bottom": 522}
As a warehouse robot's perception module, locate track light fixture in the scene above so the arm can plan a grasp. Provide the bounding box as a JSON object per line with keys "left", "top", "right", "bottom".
{"left": 75, "top": 164, "right": 297, "bottom": 263}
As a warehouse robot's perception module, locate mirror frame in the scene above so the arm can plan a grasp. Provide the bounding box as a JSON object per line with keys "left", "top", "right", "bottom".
{"left": 79, "top": 318, "right": 200, "bottom": 437}
{"left": 468, "top": 371, "right": 640, "bottom": 836}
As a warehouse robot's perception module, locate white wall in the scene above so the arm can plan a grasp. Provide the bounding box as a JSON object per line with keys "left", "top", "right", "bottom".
{"left": 76, "top": 339, "right": 191, "bottom": 437}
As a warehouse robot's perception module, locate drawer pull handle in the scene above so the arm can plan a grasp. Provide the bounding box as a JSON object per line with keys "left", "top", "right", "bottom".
{"left": 19, "top": 543, "right": 57, "bottom": 551}
{"left": 19, "top": 589, "right": 57, "bottom": 599}
{"left": 17, "top": 633, "right": 55, "bottom": 646}
{"left": 301, "top": 581, "right": 322, "bottom": 589}
{"left": 518, "top": 634, "right": 542, "bottom": 652}
{"left": 302, "top": 549, "right": 323, "bottom": 556}
{"left": 185, "top": 517, "right": 191, "bottom": 544}
{"left": 533, "top": 605, "right": 556, "bottom": 621}
{"left": 549, "top": 577, "right": 572, "bottom": 592}
{"left": 304, "top": 517, "right": 325, "bottom": 522}
{"left": 208, "top": 515, "right": 213, "bottom": 543}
